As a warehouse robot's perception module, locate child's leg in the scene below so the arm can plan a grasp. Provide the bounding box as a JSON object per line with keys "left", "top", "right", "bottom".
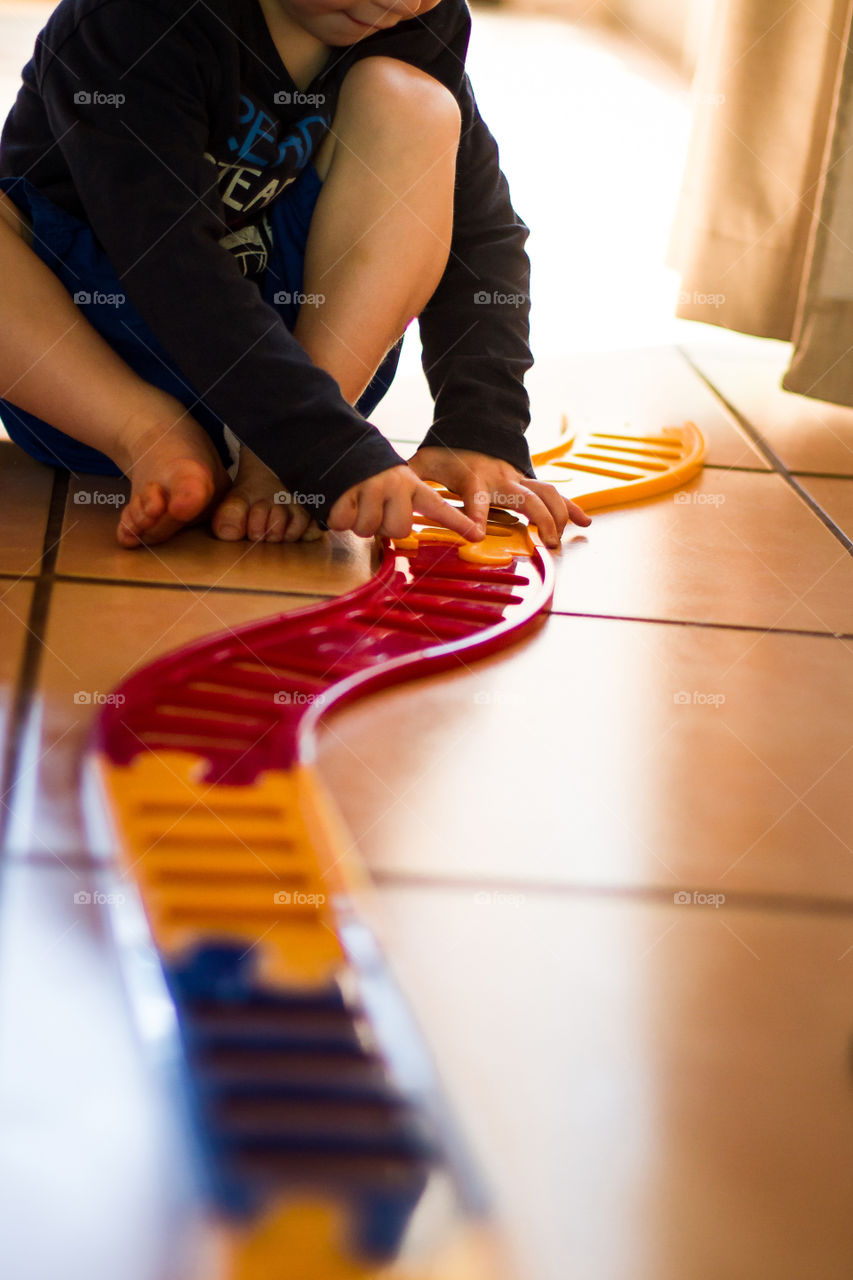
{"left": 300, "top": 56, "right": 460, "bottom": 403}
{"left": 0, "top": 191, "right": 229, "bottom": 547}
{"left": 212, "top": 56, "right": 460, "bottom": 542}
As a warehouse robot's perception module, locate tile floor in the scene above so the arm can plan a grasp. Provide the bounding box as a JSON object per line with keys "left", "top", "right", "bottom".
{"left": 2, "top": 5, "right": 853, "bottom": 1280}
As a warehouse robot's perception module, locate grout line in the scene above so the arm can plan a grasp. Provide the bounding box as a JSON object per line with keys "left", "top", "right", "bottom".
{"left": 0, "top": 471, "right": 69, "bottom": 853}
{"left": 0, "top": 573, "right": 35, "bottom": 583}
{"left": 371, "top": 870, "right": 853, "bottom": 918}
{"left": 50, "top": 572, "right": 336, "bottom": 600}
{"left": 0, "top": 570, "right": 336, "bottom": 601}
{"left": 678, "top": 345, "right": 853, "bottom": 554}
{"left": 702, "top": 461, "right": 772, "bottom": 474}
{"left": 789, "top": 469, "right": 853, "bottom": 481}
{"left": 545, "top": 608, "right": 852, "bottom": 640}
{"left": 17, "top": 851, "right": 853, "bottom": 922}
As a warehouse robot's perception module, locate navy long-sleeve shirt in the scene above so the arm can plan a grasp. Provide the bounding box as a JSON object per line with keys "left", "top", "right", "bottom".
{"left": 0, "top": 0, "right": 535, "bottom": 517}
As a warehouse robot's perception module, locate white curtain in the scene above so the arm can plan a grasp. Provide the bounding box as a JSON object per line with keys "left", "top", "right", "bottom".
{"left": 669, "top": 0, "right": 853, "bottom": 405}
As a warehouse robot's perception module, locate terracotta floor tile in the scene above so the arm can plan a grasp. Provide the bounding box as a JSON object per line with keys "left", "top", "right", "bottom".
{"left": 0, "top": 578, "right": 32, "bottom": 772}
{"left": 53, "top": 463, "right": 853, "bottom": 634}
{"left": 0, "top": 443, "right": 54, "bottom": 576}
{"left": 317, "top": 613, "right": 853, "bottom": 899}
{"left": 793, "top": 475, "right": 853, "bottom": 542}
{"left": 551, "top": 467, "right": 853, "bottom": 630}
{"left": 682, "top": 334, "right": 853, "bottom": 477}
{"left": 523, "top": 347, "right": 767, "bottom": 469}
{"left": 0, "top": 858, "right": 203, "bottom": 1280}
{"left": 374, "top": 346, "right": 767, "bottom": 470}
{"left": 372, "top": 885, "right": 853, "bottom": 1280}
{"left": 9, "top": 581, "right": 323, "bottom": 858}
{"left": 56, "top": 474, "right": 376, "bottom": 595}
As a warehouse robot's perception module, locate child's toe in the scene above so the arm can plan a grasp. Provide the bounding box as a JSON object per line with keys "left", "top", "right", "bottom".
{"left": 247, "top": 499, "right": 272, "bottom": 542}
{"left": 116, "top": 488, "right": 158, "bottom": 547}
{"left": 263, "top": 504, "right": 288, "bottom": 543}
{"left": 139, "top": 482, "right": 168, "bottom": 522}
{"left": 167, "top": 461, "right": 216, "bottom": 522}
{"left": 212, "top": 495, "right": 249, "bottom": 540}
{"left": 283, "top": 504, "right": 312, "bottom": 543}
{"left": 116, "top": 512, "right": 144, "bottom": 548}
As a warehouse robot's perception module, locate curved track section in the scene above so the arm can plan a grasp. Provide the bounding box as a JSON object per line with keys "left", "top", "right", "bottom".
{"left": 88, "top": 422, "right": 704, "bottom": 1278}
{"left": 91, "top": 515, "right": 551, "bottom": 1279}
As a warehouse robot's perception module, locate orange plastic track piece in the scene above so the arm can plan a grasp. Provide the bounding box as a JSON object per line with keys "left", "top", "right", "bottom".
{"left": 531, "top": 418, "right": 705, "bottom": 509}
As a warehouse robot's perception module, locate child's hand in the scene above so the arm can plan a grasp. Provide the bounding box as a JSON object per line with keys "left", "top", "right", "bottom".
{"left": 327, "top": 464, "right": 483, "bottom": 541}
{"left": 408, "top": 447, "right": 592, "bottom": 548}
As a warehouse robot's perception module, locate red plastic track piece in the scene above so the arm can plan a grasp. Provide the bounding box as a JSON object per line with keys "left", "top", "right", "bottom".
{"left": 95, "top": 535, "right": 553, "bottom": 785}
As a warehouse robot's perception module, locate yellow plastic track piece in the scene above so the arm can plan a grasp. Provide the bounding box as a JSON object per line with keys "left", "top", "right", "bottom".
{"left": 405, "top": 421, "right": 705, "bottom": 553}
{"left": 530, "top": 419, "right": 705, "bottom": 510}
{"left": 392, "top": 513, "right": 537, "bottom": 567}
{"left": 96, "top": 748, "right": 509, "bottom": 1279}
{"left": 220, "top": 1198, "right": 508, "bottom": 1280}
{"left": 96, "top": 751, "right": 352, "bottom": 990}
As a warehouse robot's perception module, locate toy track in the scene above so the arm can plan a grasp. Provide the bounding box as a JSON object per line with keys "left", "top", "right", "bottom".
{"left": 87, "top": 422, "right": 704, "bottom": 1278}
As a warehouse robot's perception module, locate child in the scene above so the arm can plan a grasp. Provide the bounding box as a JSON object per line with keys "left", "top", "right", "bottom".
{"left": 0, "top": 0, "right": 591, "bottom": 549}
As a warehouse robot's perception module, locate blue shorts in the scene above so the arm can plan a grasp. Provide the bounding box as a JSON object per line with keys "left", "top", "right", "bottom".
{"left": 0, "top": 168, "right": 401, "bottom": 475}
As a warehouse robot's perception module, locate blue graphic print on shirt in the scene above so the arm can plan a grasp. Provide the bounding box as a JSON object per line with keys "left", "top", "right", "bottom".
{"left": 206, "top": 94, "right": 331, "bottom": 276}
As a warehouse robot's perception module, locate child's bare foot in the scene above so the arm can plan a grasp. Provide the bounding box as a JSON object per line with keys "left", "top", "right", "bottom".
{"left": 211, "top": 444, "right": 324, "bottom": 544}
{"left": 115, "top": 408, "right": 230, "bottom": 548}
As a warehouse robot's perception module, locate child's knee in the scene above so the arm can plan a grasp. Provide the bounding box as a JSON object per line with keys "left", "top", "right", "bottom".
{"left": 338, "top": 56, "right": 461, "bottom": 151}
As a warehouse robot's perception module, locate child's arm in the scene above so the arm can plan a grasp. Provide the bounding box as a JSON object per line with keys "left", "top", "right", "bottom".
{"left": 18, "top": 2, "right": 419, "bottom": 526}
{"left": 417, "top": 75, "right": 535, "bottom": 480}
{"left": 411, "top": 79, "right": 590, "bottom": 544}
{"left": 342, "top": 5, "right": 585, "bottom": 544}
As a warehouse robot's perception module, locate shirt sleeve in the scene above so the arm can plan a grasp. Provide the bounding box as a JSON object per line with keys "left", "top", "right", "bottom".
{"left": 418, "top": 76, "right": 534, "bottom": 477}
{"left": 344, "top": 1, "right": 535, "bottom": 477}
{"left": 34, "top": 0, "right": 405, "bottom": 521}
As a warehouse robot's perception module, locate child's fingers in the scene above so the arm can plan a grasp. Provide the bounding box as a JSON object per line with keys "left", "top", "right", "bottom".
{"left": 327, "top": 489, "right": 359, "bottom": 532}
{"left": 525, "top": 481, "right": 591, "bottom": 530}
{"left": 565, "top": 497, "right": 592, "bottom": 527}
{"left": 457, "top": 480, "right": 490, "bottom": 534}
{"left": 524, "top": 481, "right": 572, "bottom": 538}
{"left": 507, "top": 486, "right": 561, "bottom": 546}
{"left": 329, "top": 468, "right": 482, "bottom": 542}
{"left": 380, "top": 490, "right": 417, "bottom": 539}
{"left": 352, "top": 487, "right": 385, "bottom": 537}
{"left": 413, "top": 481, "right": 483, "bottom": 541}
{"left": 525, "top": 480, "right": 592, "bottom": 534}
{"left": 329, "top": 469, "right": 409, "bottom": 535}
